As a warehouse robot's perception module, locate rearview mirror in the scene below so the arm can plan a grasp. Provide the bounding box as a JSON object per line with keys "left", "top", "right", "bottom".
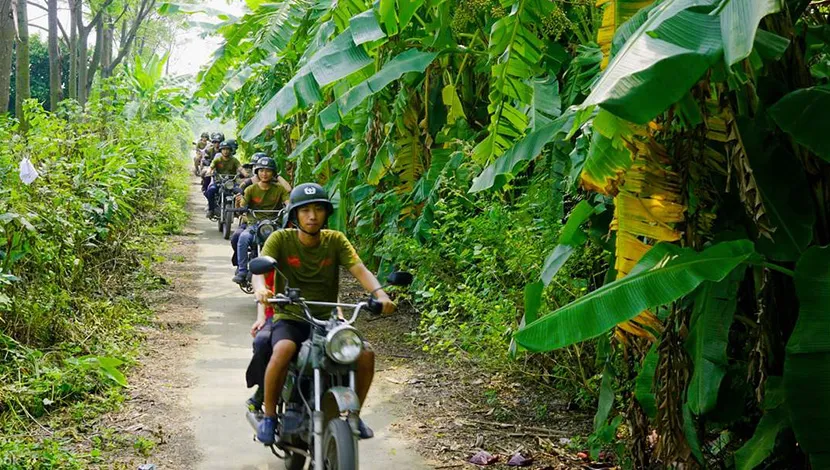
{"left": 386, "top": 271, "right": 413, "bottom": 287}
{"left": 249, "top": 256, "right": 277, "bottom": 275}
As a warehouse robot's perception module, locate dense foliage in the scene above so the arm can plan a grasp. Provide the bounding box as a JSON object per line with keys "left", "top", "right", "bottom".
{"left": 0, "top": 89, "right": 188, "bottom": 466}
{"left": 196, "top": 0, "right": 830, "bottom": 467}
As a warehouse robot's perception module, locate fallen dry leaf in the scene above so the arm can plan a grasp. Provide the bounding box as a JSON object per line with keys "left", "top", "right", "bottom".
{"left": 507, "top": 452, "right": 533, "bottom": 466}
{"left": 469, "top": 450, "right": 499, "bottom": 466}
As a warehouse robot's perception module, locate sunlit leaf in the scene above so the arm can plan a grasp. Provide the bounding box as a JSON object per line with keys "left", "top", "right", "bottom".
{"left": 515, "top": 240, "right": 756, "bottom": 352}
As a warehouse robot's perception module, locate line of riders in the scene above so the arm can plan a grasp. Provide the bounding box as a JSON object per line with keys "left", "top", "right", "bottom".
{"left": 194, "top": 131, "right": 412, "bottom": 469}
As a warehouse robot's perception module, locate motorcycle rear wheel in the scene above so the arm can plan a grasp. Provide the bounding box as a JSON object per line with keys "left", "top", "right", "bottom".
{"left": 322, "top": 419, "right": 356, "bottom": 470}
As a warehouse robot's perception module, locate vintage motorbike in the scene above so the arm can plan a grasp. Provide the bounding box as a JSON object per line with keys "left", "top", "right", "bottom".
{"left": 234, "top": 209, "right": 285, "bottom": 294}
{"left": 245, "top": 256, "right": 413, "bottom": 470}
{"left": 213, "top": 174, "right": 239, "bottom": 239}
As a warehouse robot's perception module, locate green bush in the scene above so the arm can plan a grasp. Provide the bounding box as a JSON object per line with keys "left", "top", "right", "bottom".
{"left": 375, "top": 174, "right": 607, "bottom": 385}
{"left": 0, "top": 98, "right": 189, "bottom": 462}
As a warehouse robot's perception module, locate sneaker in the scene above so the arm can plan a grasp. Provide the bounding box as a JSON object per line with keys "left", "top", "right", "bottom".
{"left": 246, "top": 387, "right": 264, "bottom": 412}
{"left": 232, "top": 272, "right": 247, "bottom": 284}
{"left": 357, "top": 418, "right": 374, "bottom": 439}
{"left": 257, "top": 416, "right": 278, "bottom": 444}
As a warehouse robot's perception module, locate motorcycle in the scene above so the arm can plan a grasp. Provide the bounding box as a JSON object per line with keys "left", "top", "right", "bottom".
{"left": 245, "top": 256, "right": 413, "bottom": 470}
{"left": 213, "top": 174, "right": 239, "bottom": 239}
{"left": 233, "top": 209, "right": 286, "bottom": 294}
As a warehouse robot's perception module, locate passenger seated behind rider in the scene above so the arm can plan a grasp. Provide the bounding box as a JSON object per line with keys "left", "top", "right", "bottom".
{"left": 231, "top": 156, "right": 289, "bottom": 284}
{"left": 251, "top": 183, "right": 395, "bottom": 445}
{"left": 204, "top": 140, "right": 241, "bottom": 219}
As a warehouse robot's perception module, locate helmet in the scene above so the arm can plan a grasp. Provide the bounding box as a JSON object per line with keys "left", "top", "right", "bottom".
{"left": 200, "top": 131, "right": 209, "bottom": 139}
{"left": 251, "top": 151, "right": 268, "bottom": 161}
{"left": 210, "top": 132, "right": 225, "bottom": 142}
{"left": 219, "top": 140, "right": 232, "bottom": 150}
{"left": 286, "top": 183, "right": 334, "bottom": 228}
{"left": 225, "top": 138, "right": 238, "bottom": 153}
{"left": 254, "top": 157, "right": 277, "bottom": 175}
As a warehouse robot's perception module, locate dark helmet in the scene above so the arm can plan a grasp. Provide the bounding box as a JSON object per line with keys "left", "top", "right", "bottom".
{"left": 218, "top": 140, "right": 232, "bottom": 150}
{"left": 254, "top": 157, "right": 277, "bottom": 175}
{"left": 287, "top": 183, "right": 334, "bottom": 227}
{"left": 251, "top": 151, "right": 268, "bottom": 161}
{"left": 225, "top": 138, "right": 238, "bottom": 153}
{"left": 200, "top": 131, "right": 209, "bottom": 139}
{"left": 210, "top": 132, "right": 225, "bottom": 142}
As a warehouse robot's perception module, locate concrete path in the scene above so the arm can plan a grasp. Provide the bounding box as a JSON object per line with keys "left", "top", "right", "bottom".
{"left": 184, "top": 181, "right": 429, "bottom": 470}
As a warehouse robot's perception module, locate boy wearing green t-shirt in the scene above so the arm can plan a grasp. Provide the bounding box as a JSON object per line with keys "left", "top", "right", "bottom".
{"left": 204, "top": 141, "right": 242, "bottom": 218}
{"left": 251, "top": 183, "right": 395, "bottom": 445}
{"left": 232, "top": 156, "right": 289, "bottom": 284}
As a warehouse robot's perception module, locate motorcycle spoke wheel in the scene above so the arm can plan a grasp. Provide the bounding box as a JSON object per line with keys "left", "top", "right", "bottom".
{"left": 322, "top": 419, "right": 356, "bottom": 470}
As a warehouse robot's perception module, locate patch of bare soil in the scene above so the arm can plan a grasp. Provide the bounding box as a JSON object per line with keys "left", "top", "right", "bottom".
{"left": 89, "top": 209, "right": 204, "bottom": 468}
{"left": 340, "top": 274, "right": 599, "bottom": 470}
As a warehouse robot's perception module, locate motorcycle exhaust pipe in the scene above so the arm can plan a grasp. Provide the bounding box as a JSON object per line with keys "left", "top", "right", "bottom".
{"left": 246, "top": 411, "right": 261, "bottom": 432}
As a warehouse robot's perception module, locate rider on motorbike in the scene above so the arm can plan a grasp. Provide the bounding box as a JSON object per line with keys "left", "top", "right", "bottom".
{"left": 202, "top": 132, "right": 225, "bottom": 194}
{"left": 194, "top": 132, "right": 209, "bottom": 174}
{"left": 251, "top": 183, "right": 396, "bottom": 445}
{"left": 204, "top": 140, "right": 241, "bottom": 219}
{"left": 232, "top": 156, "right": 290, "bottom": 284}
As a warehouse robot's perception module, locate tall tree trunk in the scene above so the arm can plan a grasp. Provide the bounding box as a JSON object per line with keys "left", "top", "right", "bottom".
{"left": 0, "top": 0, "right": 14, "bottom": 113}
{"left": 101, "top": 15, "right": 112, "bottom": 76}
{"left": 77, "top": 12, "right": 88, "bottom": 105}
{"left": 13, "top": 0, "right": 30, "bottom": 120}
{"left": 68, "top": 0, "right": 78, "bottom": 100}
{"left": 48, "top": 0, "right": 61, "bottom": 109}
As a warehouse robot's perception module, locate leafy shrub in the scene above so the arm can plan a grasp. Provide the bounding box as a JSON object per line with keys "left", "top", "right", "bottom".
{"left": 374, "top": 172, "right": 607, "bottom": 404}
{"left": 0, "top": 98, "right": 188, "bottom": 462}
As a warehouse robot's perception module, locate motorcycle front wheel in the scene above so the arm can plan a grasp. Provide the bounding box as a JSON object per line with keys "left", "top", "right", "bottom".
{"left": 322, "top": 419, "right": 356, "bottom": 470}
{"left": 283, "top": 452, "right": 306, "bottom": 470}
{"left": 223, "top": 208, "right": 232, "bottom": 239}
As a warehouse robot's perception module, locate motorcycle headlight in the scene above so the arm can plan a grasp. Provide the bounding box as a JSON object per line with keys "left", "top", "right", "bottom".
{"left": 223, "top": 180, "right": 235, "bottom": 190}
{"left": 325, "top": 325, "right": 363, "bottom": 364}
{"left": 257, "top": 222, "right": 275, "bottom": 241}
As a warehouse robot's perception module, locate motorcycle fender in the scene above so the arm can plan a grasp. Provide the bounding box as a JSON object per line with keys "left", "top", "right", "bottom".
{"left": 322, "top": 386, "right": 361, "bottom": 415}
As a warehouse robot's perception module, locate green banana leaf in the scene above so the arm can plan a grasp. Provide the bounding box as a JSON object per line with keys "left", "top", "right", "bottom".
{"left": 769, "top": 85, "right": 830, "bottom": 163}
{"left": 685, "top": 270, "right": 742, "bottom": 415}
{"left": 541, "top": 245, "right": 576, "bottom": 286}
{"left": 515, "top": 240, "right": 755, "bottom": 352}
{"left": 740, "top": 118, "right": 815, "bottom": 262}
{"left": 719, "top": 0, "right": 783, "bottom": 66}
{"left": 349, "top": 9, "right": 385, "bottom": 45}
{"left": 378, "top": 0, "right": 398, "bottom": 35}
{"left": 683, "top": 404, "right": 704, "bottom": 463}
{"left": 610, "top": 1, "right": 662, "bottom": 58}
{"left": 308, "top": 29, "right": 374, "bottom": 87}
{"left": 469, "top": 109, "right": 575, "bottom": 193}
{"left": 530, "top": 77, "right": 562, "bottom": 131}
{"left": 734, "top": 407, "right": 789, "bottom": 470}
{"left": 319, "top": 50, "right": 438, "bottom": 130}
{"left": 537, "top": 200, "right": 597, "bottom": 285}
{"left": 635, "top": 343, "right": 659, "bottom": 419}
{"left": 241, "top": 16, "right": 379, "bottom": 140}
{"left": 784, "top": 246, "right": 830, "bottom": 468}
{"left": 472, "top": 0, "right": 549, "bottom": 164}
{"left": 594, "top": 364, "right": 616, "bottom": 430}
{"left": 582, "top": 0, "right": 722, "bottom": 124}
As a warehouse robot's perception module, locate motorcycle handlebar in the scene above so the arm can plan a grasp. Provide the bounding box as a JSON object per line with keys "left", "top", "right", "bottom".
{"left": 262, "top": 295, "right": 372, "bottom": 326}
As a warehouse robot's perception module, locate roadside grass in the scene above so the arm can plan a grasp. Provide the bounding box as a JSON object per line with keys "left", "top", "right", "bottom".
{"left": 0, "top": 102, "right": 191, "bottom": 468}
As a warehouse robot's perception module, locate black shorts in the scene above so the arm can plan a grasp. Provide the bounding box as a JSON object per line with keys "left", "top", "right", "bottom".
{"left": 270, "top": 319, "right": 312, "bottom": 348}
